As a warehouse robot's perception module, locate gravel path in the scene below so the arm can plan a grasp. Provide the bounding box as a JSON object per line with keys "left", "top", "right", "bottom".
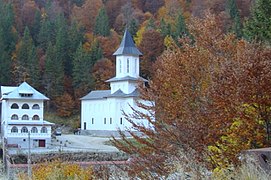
{"left": 8, "top": 134, "right": 119, "bottom": 154}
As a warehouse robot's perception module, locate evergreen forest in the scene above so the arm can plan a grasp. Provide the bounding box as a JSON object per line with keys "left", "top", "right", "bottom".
{"left": 1, "top": 0, "right": 271, "bottom": 178}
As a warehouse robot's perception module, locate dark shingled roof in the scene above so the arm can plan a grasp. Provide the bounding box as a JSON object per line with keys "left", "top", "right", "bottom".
{"left": 106, "top": 76, "right": 147, "bottom": 83}
{"left": 80, "top": 90, "right": 111, "bottom": 100}
{"left": 113, "top": 29, "right": 142, "bottom": 56}
{"left": 107, "top": 89, "right": 139, "bottom": 98}
{"left": 81, "top": 89, "right": 140, "bottom": 100}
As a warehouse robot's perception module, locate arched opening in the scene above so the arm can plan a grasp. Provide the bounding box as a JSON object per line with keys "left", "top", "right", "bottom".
{"left": 32, "top": 115, "right": 40, "bottom": 120}
{"left": 41, "top": 127, "right": 47, "bottom": 133}
{"left": 31, "top": 127, "right": 38, "bottom": 133}
{"left": 22, "top": 115, "right": 29, "bottom": 120}
{"left": 11, "top": 103, "right": 19, "bottom": 109}
{"left": 22, "top": 103, "right": 30, "bottom": 109}
{"left": 32, "top": 104, "right": 40, "bottom": 109}
{"left": 11, "top": 126, "right": 18, "bottom": 133}
{"left": 21, "top": 127, "right": 28, "bottom": 133}
{"left": 11, "top": 114, "right": 19, "bottom": 120}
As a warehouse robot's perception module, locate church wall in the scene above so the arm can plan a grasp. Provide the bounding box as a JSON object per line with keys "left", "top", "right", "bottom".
{"left": 81, "top": 97, "right": 142, "bottom": 132}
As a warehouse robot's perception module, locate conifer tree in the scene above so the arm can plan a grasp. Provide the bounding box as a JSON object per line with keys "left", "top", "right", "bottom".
{"left": 173, "top": 11, "right": 189, "bottom": 44}
{"left": 0, "top": 0, "right": 16, "bottom": 85}
{"left": 94, "top": 7, "right": 110, "bottom": 37}
{"left": 243, "top": 0, "right": 271, "bottom": 44}
{"left": 227, "top": 0, "right": 242, "bottom": 38}
{"left": 72, "top": 43, "right": 94, "bottom": 92}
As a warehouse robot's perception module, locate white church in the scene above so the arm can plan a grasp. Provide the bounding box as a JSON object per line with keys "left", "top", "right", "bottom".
{"left": 80, "top": 29, "right": 150, "bottom": 136}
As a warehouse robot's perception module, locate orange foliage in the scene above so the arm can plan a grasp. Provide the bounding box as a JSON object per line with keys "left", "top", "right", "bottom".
{"left": 71, "top": 0, "right": 103, "bottom": 32}
{"left": 55, "top": 92, "right": 75, "bottom": 117}
{"left": 112, "top": 11, "right": 271, "bottom": 178}
{"left": 92, "top": 58, "right": 115, "bottom": 90}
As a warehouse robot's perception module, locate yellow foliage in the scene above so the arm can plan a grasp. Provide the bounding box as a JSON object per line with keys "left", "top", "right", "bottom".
{"left": 134, "top": 26, "right": 146, "bottom": 46}
{"left": 18, "top": 160, "right": 95, "bottom": 180}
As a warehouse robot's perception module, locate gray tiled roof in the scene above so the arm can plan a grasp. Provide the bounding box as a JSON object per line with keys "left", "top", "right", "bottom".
{"left": 106, "top": 76, "right": 148, "bottom": 82}
{"left": 1, "top": 82, "right": 49, "bottom": 100}
{"left": 81, "top": 89, "right": 140, "bottom": 100}
{"left": 113, "top": 29, "right": 142, "bottom": 56}
{"left": 80, "top": 90, "right": 111, "bottom": 100}
{"left": 107, "top": 89, "right": 139, "bottom": 98}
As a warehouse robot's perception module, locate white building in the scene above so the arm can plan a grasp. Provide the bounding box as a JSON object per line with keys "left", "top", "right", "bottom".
{"left": 81, "top": 29, "right": 149, "bottom": 136}
{"left": 0, "top": 82, "right": 53, "bottom": 148}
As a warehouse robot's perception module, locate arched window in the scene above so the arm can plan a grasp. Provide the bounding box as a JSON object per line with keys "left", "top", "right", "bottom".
{"left": 32, "top": 115, "right": 40, "bottom": 120}
{"left": 31, "top": 127, "right": 38, "bottom": 133}
{"left": 119, "top": 59, "right": 122, "bottom": 73}
{"left": 41, "top": 127, "right": 47, "bottom": 133}
{"left": 127, "top": 58, "right": 129, "bottom": 73}
{"left": 32, "top": 104, "right": 40, "bottom": 109}
{"left": 21, "top": 127, "right": 28, "bottom": 133}
{"left": 22, "top": 115, "right": 29, "bottom": 120}
{"left": 11, "top": 114, "right": 18, "bottom": 120}
{"left": 22, "top": 103, "right": 29, "bottom": 109}
{"left": 11, "top": 126, "right": 18, "bottom": 133}
{"left": 11, "top": 103, "right": 19, "bottom": 109}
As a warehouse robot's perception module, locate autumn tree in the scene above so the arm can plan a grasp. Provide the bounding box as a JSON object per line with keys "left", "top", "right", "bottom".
{"left": 112, "top": 11, "right": 271, "bottom": 178}
{"left": 243, "top": 0, "right": 271, "bottom": 44}
{"left": 72, "top": 0, "right": 103, "bottom": 32}
{"left": 92, "top": 58, "right": 115, "bottom": 90}
{"left": 139, "top": 29, "right": 164, "bottom": 78}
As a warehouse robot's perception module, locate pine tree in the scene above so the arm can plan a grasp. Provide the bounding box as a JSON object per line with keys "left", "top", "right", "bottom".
{"left": 173, "top": 11, "right": 189, "bottom": 44}
{"left": 44, "top": 42, "right": 64, "bottom": 98}
{"left": 227, "top": 0, "right": 242, "bottom": 38}
{"left": 72, "top": 43, "right": 94, "bottom": 91}
{"left": 243, "top": 0, "right": 271, "bottom": 44}
{"left": 0, "top": 0, "right": 16, "bottom": 85}
{"left": 94, "top": 7, "right": 110, "bottom": 37}
{"left": 160, "top": 18, "right": 171, "bottom": 37}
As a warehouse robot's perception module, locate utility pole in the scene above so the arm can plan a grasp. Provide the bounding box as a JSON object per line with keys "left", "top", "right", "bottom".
{"left": 27, "top": 132, "right": 31, "bottom": 178}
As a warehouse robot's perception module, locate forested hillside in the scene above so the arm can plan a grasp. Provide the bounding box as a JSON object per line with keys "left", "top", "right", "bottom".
{"left": 0, "top": 0, "right": 261, "bottom": 116}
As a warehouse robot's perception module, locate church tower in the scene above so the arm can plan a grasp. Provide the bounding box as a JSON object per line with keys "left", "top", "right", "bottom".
{"left": 106, "top": 29, "right": 146, "bottom": 95}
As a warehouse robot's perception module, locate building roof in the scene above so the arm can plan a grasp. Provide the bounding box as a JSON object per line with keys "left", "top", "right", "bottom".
{"left": 113, "top": 29, "right": 143, "bottom": 56}
{"left": 106, "top": 76, "right": 148, "bottom": 83}
{"left": 1, "top": 82, "right": 49, "bottom": 100}
{"left": 80, "top": 90, "right": 111, "bottom": 100}
{"left": 107, "top": 89, "right": 139, "bottom": 98}
{"left": 81, "top": 89, "right": 140, "bottom": 100}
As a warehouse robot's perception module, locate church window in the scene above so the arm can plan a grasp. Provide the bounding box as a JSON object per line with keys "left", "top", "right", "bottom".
{"left": 104, "top": 118, "right": 106, "bottom": 124}
{"left": 11, "top": 126, "right": 18, "bottom": 133}
{"left": 11, "top": 103, "right": 19, "bottom": 109}
{"left": 31, "top": 127, "right": 38, "bottom": 133}
{"left": 22, "top": 115, "right": 29, "bottom": 120}
{"left": 41, "top": 127, "right": 47, "bottom": 133}
{"left": 21, "top": 127, "right": 28, "bottom": 133}
{"left": 119, "top": 59, "right": 122, "bottom": 73}
{"left": 11, "top": 114, "right": 18, "bottom": 120}
{"left": 22, "top": 103, "right": 29, "bottom": 109}
{"left": 92, "top": 118, "right": 94, "bottom": 124}
{"left": 120, "top": 118, "right": 123, "bottom": 125}
{"left": 110, "top": 118, "right": 112, "bottom": 124}
{"left": 127, "top": 58, "right": 129, "bottom": 73}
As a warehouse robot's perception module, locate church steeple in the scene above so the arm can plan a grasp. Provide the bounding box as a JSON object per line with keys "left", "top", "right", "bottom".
{"left": 113, "top": 29, "right": 142, "bottom": 56}
{"left": 107, "top": 29, "right": 145, "bottom": 94}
